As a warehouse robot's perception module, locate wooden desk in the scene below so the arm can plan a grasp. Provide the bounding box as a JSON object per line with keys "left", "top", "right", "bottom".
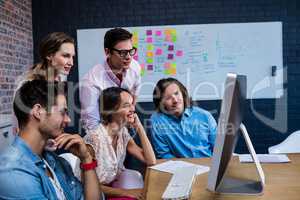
{"left": 144, "top": 154, "right": 300, "bottom": 200}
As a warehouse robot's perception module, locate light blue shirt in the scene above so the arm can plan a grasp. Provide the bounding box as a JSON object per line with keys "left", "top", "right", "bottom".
{"left": 150, "top": 107, "right": 217, "bottom": 159}
{"left": 0, "top": 137, "right": 83, "bottom": 200}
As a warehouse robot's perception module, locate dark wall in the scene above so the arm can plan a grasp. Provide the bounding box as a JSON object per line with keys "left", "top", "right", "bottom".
{"left": 32, "top": 0, "right": 300, "bottom": 153}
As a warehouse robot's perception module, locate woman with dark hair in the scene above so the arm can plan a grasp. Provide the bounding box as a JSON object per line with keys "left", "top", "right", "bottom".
{"left": 150, "top": 77, "right": 217, "bottom": 159}
{"left": 82, "top": 87, "right": 156, "bottom": 200}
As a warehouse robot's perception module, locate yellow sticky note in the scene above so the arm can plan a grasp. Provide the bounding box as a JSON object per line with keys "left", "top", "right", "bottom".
{"left": 147, "top": 51, "right": 153, "bottom": 57}
{"left": 165, "top": 29, "right": 171, "bottom": 36}
{"left": 171, "top": 29, "right": 176, "bottom": 36}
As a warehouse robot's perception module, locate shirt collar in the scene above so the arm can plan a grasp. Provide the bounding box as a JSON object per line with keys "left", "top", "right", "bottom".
{"left": 104, "top": 58, "right": 127, "bottom": 87}
{"left": 13, "top": 136, "right": 43, "bottom": 165}
{"left": 183, "top": 107, "right": 192, "bottom": 117}
{"left": 163, "top": 107, "right": 191, "bottom": 121}
{"left": 43, "top": 151, "right": 57, "bottom": 170}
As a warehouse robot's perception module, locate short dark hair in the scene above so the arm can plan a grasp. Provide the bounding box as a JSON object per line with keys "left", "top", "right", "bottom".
{"left": 153, "top": 77, "right": 191, "bottom": 113}
{"left": 99, "top": 87, "right": 132, "bottom": 124}
{"left": 104, "top": 28, "right": 132, "bottom": 49}
{"left": 13, "top": 79, "right": 66, "bottom": 128}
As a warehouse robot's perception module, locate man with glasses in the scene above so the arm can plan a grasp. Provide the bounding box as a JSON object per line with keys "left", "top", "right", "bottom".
{"left": 80, "top": 28, "right": 141, "bottom": 131}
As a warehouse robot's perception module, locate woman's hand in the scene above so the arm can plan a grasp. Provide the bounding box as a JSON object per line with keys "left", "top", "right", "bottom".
{"left": 122, "top": 188, "right": 144, "bottom": 200}
{"left": 128, "top": 113, "right": 143, "bottom": 130}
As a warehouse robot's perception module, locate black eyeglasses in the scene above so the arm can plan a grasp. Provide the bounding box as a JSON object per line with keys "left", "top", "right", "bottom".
{"left": 111, "top": 47, "right": 137, "bottom": 58}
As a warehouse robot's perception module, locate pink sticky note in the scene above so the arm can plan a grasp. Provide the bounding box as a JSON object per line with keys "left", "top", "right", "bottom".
{"left": 133, "top": 55, "right": 139, "bottom": 60}
{"left": 164, "top": 62, "right": 171, "bottom": 69}
{"left": 167, "top": 54, "right": 174, "bottom": 60}
{"left": 176, "top": 50, "right": 183, "bottom": 57}
{"left": 155, "top": 30, "right": 162, "bottom": 36}
{"left": 146, "top": 37, "right": 153, "bottom": 43}
{"left": 146, "top": 30, "right": 152, "bottom": 36}
{"left": 155, "top": 48, "right": 163, "bottom": 55}
{"left": 165, "top": 35, "right": 172, "bottom": 42}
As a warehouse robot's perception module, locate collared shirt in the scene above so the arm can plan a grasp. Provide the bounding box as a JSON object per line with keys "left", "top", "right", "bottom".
{"left": 81, "top": 124, "right": 131, "bottom": 184}
{"left": 80, "top": 59, "right": 141, "bottom": 131}
{"left": 0, "top": 137, "right": 83, "bottom": 200}
{"left": 150, "top": 107, "right": 217, "bottom": 159}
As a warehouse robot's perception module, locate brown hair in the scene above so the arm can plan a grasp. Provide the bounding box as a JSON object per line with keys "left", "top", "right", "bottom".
{"left": 104, "top": 28, "right": 132, "bottom": 50}
{"left": 99, "top": 87, "right": 132, "bottom": 124}
{"left": 153, "top": 77, "right": 191, "bottom": 113}
{"left": 27, "top": 32, "right": 74, "bottom": 81}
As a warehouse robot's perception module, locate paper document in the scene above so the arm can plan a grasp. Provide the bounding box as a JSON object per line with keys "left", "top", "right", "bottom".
{"left": 239, "top": 154, "right": 290, "bottom": 163}
{"left": 149, "top": 160, "right": 210, "bottom": 175}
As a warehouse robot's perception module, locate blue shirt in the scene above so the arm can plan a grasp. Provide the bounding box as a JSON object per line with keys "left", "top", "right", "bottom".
{"left": 150, "top": 107, "right": 217, "bottom": 159}
{"left": 0, "top": 137, "right": 83, "bottom": 200}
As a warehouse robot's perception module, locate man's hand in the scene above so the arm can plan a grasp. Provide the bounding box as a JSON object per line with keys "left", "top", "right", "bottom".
{"left": 54, "top": 133, "right": 92, "bottom": 163}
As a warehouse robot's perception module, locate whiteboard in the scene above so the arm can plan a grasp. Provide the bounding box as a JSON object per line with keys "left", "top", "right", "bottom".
{"left": 77, "top": 22, "right": 283, "bottom": 102}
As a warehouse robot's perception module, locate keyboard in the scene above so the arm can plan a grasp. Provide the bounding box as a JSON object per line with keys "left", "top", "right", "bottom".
{"left": 162, "top": 166, "right": 198, "bottom": 200}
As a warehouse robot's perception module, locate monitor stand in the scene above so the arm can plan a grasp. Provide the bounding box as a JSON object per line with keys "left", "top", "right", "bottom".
{"left": 216, "top": 123, "right": 265, "bottom": 195}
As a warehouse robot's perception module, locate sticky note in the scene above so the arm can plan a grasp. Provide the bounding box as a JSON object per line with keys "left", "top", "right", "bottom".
{"left": 169, "top": 68, "right": 176, "bottom": 75}
{"left": 146, "top": 37, "right": 153, "bottom": 43}
{"left": 167, "top": 54, "right": 174, "bottom": 60}
{"left": 147, "top": 44, "right": 154, "bottom": 50}
{"left": 132, "top": 37, "right": 138, "bottom": 44}
{"left": 146, "top": 58, "right": 153, "bottom": 64}
{"left": 171, "top": 29, "right": 176, "bottom": 36}
{"left": 176, "top": 50, "right": 183, "bottom": 57}
{"left": 168, "top": 45, "right": 174, "bottom": 51}
{"left": 133, "top": 55, "right": 138, "bottom": 60}
{"left": 146, "top": 30, "right": 152, "bottom": 35}
{"left": 155, "top": 30, "right": 162, "bottom": 36}
{"left": 147, "top": 65, "right": 153, "bottom": 70}
{"left": 133, "top": 30, "right": 138, "bottom": 36}
{"left": 141, "top": 69, "right": 145, "bottom": 76}
{"left": 164, "top": 62, "right": 171, "bottom": 69}
{"left": 165, "top": 35, "right": 172, "bottom": 42}
{"left": 165, "top": 29, "right": 171, "bottom": 36}
{"left": 147, "top": 51, "right": 154, "bottom": 57}
{"left": 155, "top": 48, "right": 163, "bottom": 55}
{"left": 172, "top": 35, "right": 177, "bottom": 42}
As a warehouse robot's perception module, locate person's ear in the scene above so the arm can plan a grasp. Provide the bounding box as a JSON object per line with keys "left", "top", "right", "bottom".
{"left": 31, "top": 104, "right": 45, "bottom": 121}
{"left": 46, "top": 54, "right": 54, "bottom": 62}
{"left": 104, "top": 48, "right": 110, "bottom": 57}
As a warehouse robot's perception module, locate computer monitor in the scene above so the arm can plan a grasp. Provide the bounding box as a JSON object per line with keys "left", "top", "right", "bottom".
{"left": 207, "top": 73, "right": 265, "bottom": 195}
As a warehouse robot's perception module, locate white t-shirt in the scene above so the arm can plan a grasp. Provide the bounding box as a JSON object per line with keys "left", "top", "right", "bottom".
{"left": 43, "top": 159, "right": 67, "bottom": 200}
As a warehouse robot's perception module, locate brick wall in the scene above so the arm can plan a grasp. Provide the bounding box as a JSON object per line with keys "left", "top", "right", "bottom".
{"left": 31, "top": 0, "right": 300, "bottom": 153}
{"left": 0, "top": 0, "right": 33, "bottom": 115}
{"left": 0, "top": 0, "right": 32, "bottom": 149}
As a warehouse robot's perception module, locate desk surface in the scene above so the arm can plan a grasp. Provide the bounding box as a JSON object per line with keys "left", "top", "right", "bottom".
{"left": 144, "top": 154, "right": 300, "bottom": 200}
